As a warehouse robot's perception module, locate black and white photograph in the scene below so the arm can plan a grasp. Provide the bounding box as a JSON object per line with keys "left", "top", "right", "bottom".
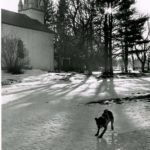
{"left": 1, "top": 0, "right": 150, "bottom": 149}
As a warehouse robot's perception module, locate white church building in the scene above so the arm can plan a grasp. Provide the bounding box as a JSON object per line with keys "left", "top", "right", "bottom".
{"left": 1, "top": 0, "right": 54, "bottom": 71}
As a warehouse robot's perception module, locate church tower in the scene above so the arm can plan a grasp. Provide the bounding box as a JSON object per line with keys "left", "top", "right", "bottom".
{"left": 18, "top": 0, "right": 23, "bottom": 11}
{"left": 18, "top": 0, "right": 45, "bottom": 24}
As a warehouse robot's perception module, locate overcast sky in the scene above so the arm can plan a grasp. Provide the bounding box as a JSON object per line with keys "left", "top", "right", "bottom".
{"left": 1, "top": 0, "right": 150, "bottom": 15}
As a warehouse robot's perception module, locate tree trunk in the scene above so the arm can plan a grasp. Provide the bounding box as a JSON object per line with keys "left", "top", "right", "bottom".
{"left": 103, "top": 14, "right": 109, "bottom": 76}
{"left": 131, "top": 54, "right": 135, "bottom": 70}
{"left": 108, "top": 13, "right": 113, "bottom": 76}
{"left": 141, "top": 52, "right": 147, "bottom": 72}
{"left": 124, "top": 41, "right": 128, "bottom": 73}
{"left": 136, "top": 52, "right": 147, "bottom": 73}
{"left": 141, "top": 62, "right": 145, "bottom": 72}
{"left": 58, "top": 55, "right": 62, "bottom": 72}
{"left": 148, "top": 57, "right": 150, "bottom": 72}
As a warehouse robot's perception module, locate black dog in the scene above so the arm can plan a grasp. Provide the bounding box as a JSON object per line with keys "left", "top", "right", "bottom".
{"left": 95, "top": 109, "right": 114, "bottom": 138}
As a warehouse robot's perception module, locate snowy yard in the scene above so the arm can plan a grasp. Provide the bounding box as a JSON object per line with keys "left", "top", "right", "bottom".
{"left": 2, "top": 70, "right": 150, "bottom": 150}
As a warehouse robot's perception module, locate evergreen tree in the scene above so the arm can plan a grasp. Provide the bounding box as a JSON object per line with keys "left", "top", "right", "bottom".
{"left": 115, "top": 0, "right": 148, "bottom": 73}
{"left": 56, "top": 0, "right": 71, "bottom": 71}
{"left": 43, "top": 0, "right": 56, "bottom": 31}
{"left": 133, "top": 21, "right": 150, "bottom": 72}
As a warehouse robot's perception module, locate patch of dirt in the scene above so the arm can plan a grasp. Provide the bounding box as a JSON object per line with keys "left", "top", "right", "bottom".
{"left": 96, "top": 72, "right": 150, "bottom": 79}
{"left": 2, "top": 79, "right": 21, "bottom": 86}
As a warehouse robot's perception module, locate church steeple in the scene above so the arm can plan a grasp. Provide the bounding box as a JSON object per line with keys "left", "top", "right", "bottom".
{"left": 18, "top": 0, "right": 23, "bottom": 12}
{"left": 18, "top": 0, "right": 44, "bottom": 11}
{"left": 18, "top": 0, "right": 45, "bottom": 24}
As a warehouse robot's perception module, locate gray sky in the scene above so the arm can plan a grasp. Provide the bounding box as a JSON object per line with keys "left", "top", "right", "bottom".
{"left": 1, "top": 0, "right": 150, "bottom": 15}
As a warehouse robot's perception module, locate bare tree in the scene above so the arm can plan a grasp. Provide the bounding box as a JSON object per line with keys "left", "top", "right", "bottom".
{"left": 134, "top": 20, "right": 150, "bottom": 72}
{"left": 2, "top": 35, "right": 29, "bottom": 74}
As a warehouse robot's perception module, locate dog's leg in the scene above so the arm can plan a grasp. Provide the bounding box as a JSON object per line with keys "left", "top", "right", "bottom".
{"left": 98, "top": 127, "right": 107, "bottom": 138}
{"left": 95, "top": 127, "right": 100, "bottom": 136}
{"left": 111, "top": 118, "right": 114, "bottom": 130}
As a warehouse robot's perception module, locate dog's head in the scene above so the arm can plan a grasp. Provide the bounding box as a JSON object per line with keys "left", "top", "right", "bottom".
{"left": 104, "top": 109, "right": 109, "bottom": 113}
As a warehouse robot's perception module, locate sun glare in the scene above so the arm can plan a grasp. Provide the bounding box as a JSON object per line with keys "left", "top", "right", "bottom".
{"left": 105, "top": 7, "right": 113, "bottom": 14}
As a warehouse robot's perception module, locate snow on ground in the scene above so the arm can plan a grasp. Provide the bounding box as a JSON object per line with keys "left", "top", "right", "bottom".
{"left": 2, "top": 70, "right": 150, "bottom": 150}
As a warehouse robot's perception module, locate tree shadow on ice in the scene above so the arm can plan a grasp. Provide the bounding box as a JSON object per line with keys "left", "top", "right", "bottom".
{"left": 41, "top": 76, "right": 91, "bottom": 99}
{"left": 4, "top": 76, "right": 91, "bottom": 109}
{"left": 2, "top": 83, "right": 57, "bottom": 109}
{"left": 94, "top": 78, "right": 117, "bottom": 100}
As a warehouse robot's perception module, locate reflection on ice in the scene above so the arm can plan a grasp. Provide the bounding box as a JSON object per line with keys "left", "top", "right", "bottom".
{"left": 96, "top": 129, "right": 150, "bottom": 150}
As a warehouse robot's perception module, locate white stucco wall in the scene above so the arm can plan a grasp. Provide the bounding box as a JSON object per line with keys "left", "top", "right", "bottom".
{"left": 20, "top": 9, "right": 44, "bottom": 24}
{"left": 2, "top": 23, "right": 54, "bottom": 71}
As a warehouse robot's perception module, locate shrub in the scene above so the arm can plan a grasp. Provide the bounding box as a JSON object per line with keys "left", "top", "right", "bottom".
{"left": 2, "top": 35, "right": 29, "bottom": 74}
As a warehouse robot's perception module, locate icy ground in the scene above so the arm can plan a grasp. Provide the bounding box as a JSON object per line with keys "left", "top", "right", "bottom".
{"left": 2, "top": 70, "right": 150, "bottom": 150}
